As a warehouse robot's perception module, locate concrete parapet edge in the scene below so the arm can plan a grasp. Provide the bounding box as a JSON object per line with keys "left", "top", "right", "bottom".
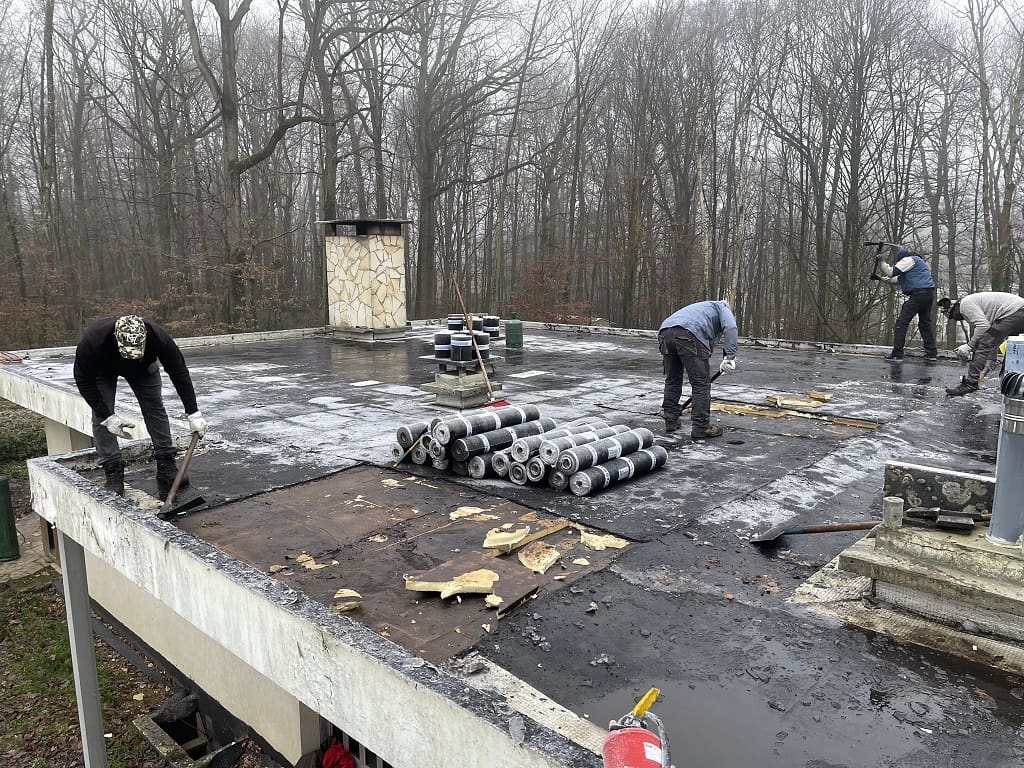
{"left": 27, "top": 454, "right": 601, "bottom": 768}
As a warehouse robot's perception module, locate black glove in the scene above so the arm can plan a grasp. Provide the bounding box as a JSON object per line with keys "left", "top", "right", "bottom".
{"left": 869, "top": 273, "right": 880, "bottom": 281}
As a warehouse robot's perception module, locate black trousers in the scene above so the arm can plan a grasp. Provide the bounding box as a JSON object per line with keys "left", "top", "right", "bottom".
{"left": 967, "top": 308, "right": 1024, "bottom": 385}
{"left": 660, "top": 326, "right": 712, "bottom": 429}
{"left": 893, "top": 288, "right": 937, "bottom": 356}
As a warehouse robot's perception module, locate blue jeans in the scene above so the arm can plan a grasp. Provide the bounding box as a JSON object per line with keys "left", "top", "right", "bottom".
{"left": 660, "top": 326, "right": 712, "bottom": 429}
{"left": 90, "top": 363, "right": 174, "bottom": 466}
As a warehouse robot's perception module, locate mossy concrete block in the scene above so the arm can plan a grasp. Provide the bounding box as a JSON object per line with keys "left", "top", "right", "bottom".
{"left": 883, "top": 459, "right": 994, "bottom": 515}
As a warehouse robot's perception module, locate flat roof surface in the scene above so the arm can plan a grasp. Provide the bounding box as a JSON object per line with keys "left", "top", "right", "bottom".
{"left": 8, "top": 326, "right": 1023, "bottom": 767}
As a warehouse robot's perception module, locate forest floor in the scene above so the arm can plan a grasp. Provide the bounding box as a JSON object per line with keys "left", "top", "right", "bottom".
{"left": 0, "top": 398, "right": 170, "bottom": 767}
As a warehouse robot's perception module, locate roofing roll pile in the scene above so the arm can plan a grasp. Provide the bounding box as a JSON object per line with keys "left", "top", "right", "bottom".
{"left": 391, "top": 405, "right": 668, "bottom": 496}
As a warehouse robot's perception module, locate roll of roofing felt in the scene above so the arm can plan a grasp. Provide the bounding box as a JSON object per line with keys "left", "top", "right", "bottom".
{"left": 434, "top": 332, "right": 451, "bottom": 359}
{"left": 432, "top": 404, "right": 543, "bottom": 444}
{"left": 538, "top": 425, "right": 632, "bottom": 465}
{"left": 410, "top": 444, "right": 428, "bottom": 464}
{"left": 569, "top": 445, "right": 669, "bottom": 497}
{"left": 548, "top": 469, "right": 570, "bottom": 491}
{"left": 510, "top": 421, "right": 611, "bottom": 463}
{"left": 467, "top": 455, "right": 491, "bottom": 479}
{"left": 396, "top": 421, "right": 429, "bottom": 449}
{"left": 450, "top": 417, "right": 557, "bottom": 462}
{"left": 473, "top": 332, "right": 490, "bottom": 360}
{"left": 428, "top": 438, "right": 447, "bottom": 460}
{"left": 558, "top": 428, "right": 655, "bottom": 474}
{"left": 526, "top": 456, "right": 548, "bottom": 483}
{"left": 450, "top": 333, "right": 473, "bottom": 361}
{"left": 508, "top": 461, "right": 529, "bottom": 485}
{"left": 491, "top": 449, "right": 513, "bottom": 477}
{"left": 389, "top": 442, "right": 405, "bottom": 462}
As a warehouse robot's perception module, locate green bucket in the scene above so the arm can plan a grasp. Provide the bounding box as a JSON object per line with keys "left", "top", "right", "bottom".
{"left": 0, "top": 476, "right": 20, "bottom": 561}
{"left": 505, "top": 312, "right": 524, "bottom": 348}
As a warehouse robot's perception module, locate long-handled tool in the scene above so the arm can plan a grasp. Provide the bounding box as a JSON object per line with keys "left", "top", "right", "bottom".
{"left": 750, "top": 513, "right": 991, "bottom": 545}
{"left": 450, "top": 274, "right": 510, "bottom": 407}
{"left": 863, "top": 240, "right": 900, "bottom": 281}
{"left": 158, "top": 432, "right": 205, "bottom": 519}
{"left": 680, "top": 370, "right": 722, "bottom": 412}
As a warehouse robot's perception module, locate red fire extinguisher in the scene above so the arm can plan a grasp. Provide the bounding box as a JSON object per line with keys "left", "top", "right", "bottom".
{"left": 602, "top": 687, "right": 671, "bottom": 768}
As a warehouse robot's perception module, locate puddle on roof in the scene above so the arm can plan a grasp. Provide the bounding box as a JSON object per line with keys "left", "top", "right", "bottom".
{"left": 583, "top": 677, "right": 925, "bottom": 768}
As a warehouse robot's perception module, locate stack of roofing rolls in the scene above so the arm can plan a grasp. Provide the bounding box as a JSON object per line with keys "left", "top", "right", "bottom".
{"left": 391, "top": 405, "right": 668, "bottom": 496}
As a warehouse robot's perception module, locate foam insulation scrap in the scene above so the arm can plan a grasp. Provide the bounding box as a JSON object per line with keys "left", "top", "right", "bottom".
{"left": 296, "top": 552, "right": 337, "bottom": 570}
{"left": 330, "top": 589, "right": 363, "bottom": 612}
{"left": 450, "top": 505, "right": 499, "bottom": 521}
{"left": 807, "top": 390, "right": 832, "bottom": 401}
{"left": 484, "top": 524, "right": 531, "bottom": 550}
{"left": 579, "top": 529, "right": 629, "bottom": 551}
{"left": 518, "top": 541, "right": 560, "bottom": 574}
{"left": 404, "top": 568, "right": 501, "bottom": 600}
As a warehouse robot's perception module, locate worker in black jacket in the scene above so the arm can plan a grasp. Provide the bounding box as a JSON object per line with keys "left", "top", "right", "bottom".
{"left": 73, "top": 315, "right": 207, "bottom": 497}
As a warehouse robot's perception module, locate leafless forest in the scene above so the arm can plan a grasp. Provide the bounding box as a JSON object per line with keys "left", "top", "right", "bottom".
{"left": 1, "top": 0, "right": 1022, "bottom": 348}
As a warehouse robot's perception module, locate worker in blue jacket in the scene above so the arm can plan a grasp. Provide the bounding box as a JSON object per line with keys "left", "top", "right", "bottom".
{"left": 658, "top": 300, "right": 738, "bottom": 439}
{"left": 872, "top": 247, "right": 938, "bottom": 361}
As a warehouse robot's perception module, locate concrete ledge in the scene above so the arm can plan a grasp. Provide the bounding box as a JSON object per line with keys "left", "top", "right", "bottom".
{"left": 883, "top": 459, "right": 995, "bottom": 514}
{"left": 874, "top": 526, "right": 1024, "bottom": 583}
{"left": 838, "top": 538, "right": 1024, "bottom": 624}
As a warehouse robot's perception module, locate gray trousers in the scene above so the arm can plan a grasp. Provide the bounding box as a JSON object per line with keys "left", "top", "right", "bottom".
{"left": 91, "top": 363, "right": 174, "bottom": 466}
{"left": 660, "top": 326, "right": 712, "bottom": 429}
{"left": 967, "top": 308, "right": 1024, "bottom": 385}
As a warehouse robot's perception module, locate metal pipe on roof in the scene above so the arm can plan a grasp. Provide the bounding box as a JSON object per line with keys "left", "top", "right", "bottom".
{"left": 989, "top": 394, "right": 1024, "bottom": 546}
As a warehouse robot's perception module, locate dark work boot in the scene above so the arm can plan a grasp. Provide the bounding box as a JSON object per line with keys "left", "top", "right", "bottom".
{"left": 884, "top": 351, "right": 903, "bottom": 361}
{"left": 945, "top": 377, "right": 979, "bottom": 397}
{"left": 155, "top": 454, "right": 187, "bottom": 500}
{"left": 691, "top": 424, "right": 723, "bottom": 440}
{"left": 664, "top": 418, "right": 681, "bottom": 433}
{"left": 102, "top": 461, "right": 125, "bottom": 496}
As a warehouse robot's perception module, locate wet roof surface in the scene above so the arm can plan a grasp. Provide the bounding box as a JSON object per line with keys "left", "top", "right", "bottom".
{"left": 14, "top": 327, "right": 1023, "bottom": 767}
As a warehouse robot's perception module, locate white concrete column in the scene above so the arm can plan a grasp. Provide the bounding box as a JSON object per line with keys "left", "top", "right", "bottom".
{"left": 57, "top": 529, "right": 108, "bottom": 768}
{"left": 44, "top": 418, "right": 93, "bottom": 454}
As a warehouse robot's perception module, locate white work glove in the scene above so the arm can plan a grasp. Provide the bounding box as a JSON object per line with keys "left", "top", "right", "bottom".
{"left": 101, "top": 413, "right": 136, "bottom": 440}
{"left": 187, "top": 411, "right": 208, "bottom": 438}
{"left": 719, "top": 357, "right": 737, "bottom": 375}
{"left": 955, "top": 343, "right": 973, "bottom": 362}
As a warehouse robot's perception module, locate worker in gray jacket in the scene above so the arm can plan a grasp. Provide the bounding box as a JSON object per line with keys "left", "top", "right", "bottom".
{"left": 658, "top": 300, "right": 738, "bottom": 439}
{"left": 938, "top": 292, "right": 1024, "bottom": 396}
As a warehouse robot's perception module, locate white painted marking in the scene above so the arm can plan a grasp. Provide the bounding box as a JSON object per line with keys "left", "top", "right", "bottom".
{"left": 508, "top": 370, "right": 547, "bottom": 378}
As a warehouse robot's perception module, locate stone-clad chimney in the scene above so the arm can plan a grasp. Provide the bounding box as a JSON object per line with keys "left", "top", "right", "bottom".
{"left": 321, "top": 218, "right": 408, "bottom": 339}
